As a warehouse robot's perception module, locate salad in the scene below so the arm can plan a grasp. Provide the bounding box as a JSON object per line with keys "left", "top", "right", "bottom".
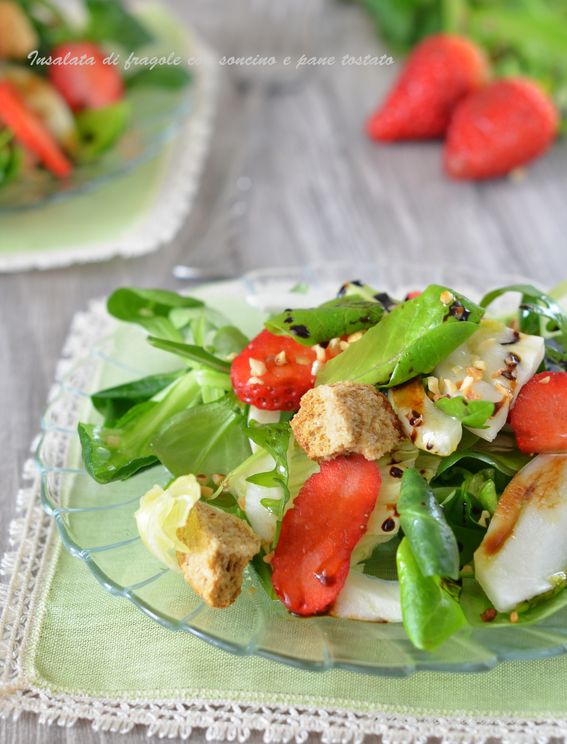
{"left": 79, "top": 280, "right": 567, "bottom": 651}
{"left": 0, "top": 0, "right": 190, "bottom": 188}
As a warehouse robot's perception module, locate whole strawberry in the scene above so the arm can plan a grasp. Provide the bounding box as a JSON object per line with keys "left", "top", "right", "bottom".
{"left": 445, "top": 78, "right": 559, "bottom": 179}
{"left": 366, "top": 34, "right": 489, "bottom": 141}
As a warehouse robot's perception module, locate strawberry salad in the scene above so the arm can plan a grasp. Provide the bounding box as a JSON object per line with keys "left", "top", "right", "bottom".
{"left": 79, "top": 281, "right": 567, "bottom": 650}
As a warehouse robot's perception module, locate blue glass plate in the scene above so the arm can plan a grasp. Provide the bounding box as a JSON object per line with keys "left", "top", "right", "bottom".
{"left": 36, "top": 261, "right": 567, "bottom": 676}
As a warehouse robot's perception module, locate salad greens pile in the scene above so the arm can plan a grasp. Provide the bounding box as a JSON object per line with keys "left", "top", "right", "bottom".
{"left": 79, "top": 279, "right": 567, "bottom": 651}
{"left": 354, "top": 0, "right": 567, "bottom": 125}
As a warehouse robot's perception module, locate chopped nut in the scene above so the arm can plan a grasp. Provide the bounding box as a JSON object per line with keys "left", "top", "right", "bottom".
{"left": 248, "top": 376, "right": 264, "bottom": 385}
{"left": 539, "top": 376, "right": 551, "bottom": 385}
{"left": 509, "top": 611, "right": 519, "bottom": 623}
{"left": 249, "top": 358, "right": 267, "bottom": 377}
{"left": 211, "top": 474, "right": 225, "bottom": 486}
{"left": 200, "top": 486, "right": 214, "bottom": 499}
{"left": 427, "top": 376, "right": 440, "bottom": 396}
{"left": 311, "top": 360, "right": 323, "bottom": 376}
{"left": 473, "top": 359, "right": 486, "bottom": 370}
{"left": 466, "top": 366, "right": 484, "bottom": 382}
{"left": 347, "top": 331, "right": 364, "bottom": 343}
{"left": 339, "top": 340, "right": 350, "bottom": 352}
{"left": 313, "top": 344, "right": 326, "bottom": 362}
{"left": 328, "top": 337, "right": 342, "bottom": 353}
{"left": 443, "top": 378, "right": 458, "bottom": 396}
{"left": 196, "top": 474, "right": 208, "bottom": 485}
{"left": 296, "top": 356, "right": 311, "bottom": 366}
{"left": 274, "top": 350, "right": 287, "bottom": 366}
{"left": 440, "top": 290, "right": 455, "bottom": 306}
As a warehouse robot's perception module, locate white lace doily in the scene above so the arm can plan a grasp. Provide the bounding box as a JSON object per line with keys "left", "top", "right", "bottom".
{"left": 0, "top": 34, "right": 218, "bottom": 273}
{"left": 2, "top": 300, "right": 567, "bottom": 742}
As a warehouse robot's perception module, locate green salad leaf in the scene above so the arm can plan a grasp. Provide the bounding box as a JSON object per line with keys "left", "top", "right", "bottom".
{"left": 76, "top": 102, "right": 130, "bottom": 162}
{"left": 481, "top": 283, "right": 567, "bottom": 349}
{"left": 85, "top": 0, "right": 153, "bottom": 51}
{"left": 246, "top": 420, "right": 292, "bottom": 528}
{"left": 151, "top": 395, "right": 251, "bottom": 477}
{"left": 79, "top": 370, "right": 202, "bottom": 483}
{"left": 397, "top": 537, "right": 468, "bottom": 651}
{"left": 435, "top": 431, "right": 530, "bottom": 478}
{"left": 126, "top": 65, "right": 191, "bottom": 90}
{"left": 317, "top": 285, "right": 484, "bottom": 386}
{"left": 397, "top": 468, "right": 460, "bottom": 580}
{"left": 211, "top": 326, "right": 249, "bottom": 357}
{"left": 265, "top": 295, "right": 385, "bottom": 346}
{"left": 147, "top": 336, "right": 231, "bottom": 373}
{"left": 91, "top": 370, "right": 183, "bottom": 424}
{"left": 107, "top": 288, "right": 203, "bottom": 341}
{"left": 435, "top": 397, "right": 495, "bottom": 428}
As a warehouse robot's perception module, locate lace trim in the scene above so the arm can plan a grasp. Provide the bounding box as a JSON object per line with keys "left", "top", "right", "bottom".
{"left": 0, "top": 34, "right": 218, "bottom": 273}
{"left": 2, "top": 300, "right": 567, "bottom": 742}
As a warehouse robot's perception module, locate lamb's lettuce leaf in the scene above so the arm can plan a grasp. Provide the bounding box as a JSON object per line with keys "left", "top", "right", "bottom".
{"left": 79, "top": 370, "right": 202, "bottom": 483}
{"left": 107, "top": 288, "right": 203, "bottom": 341}
{"left": 435, "top": 397, "right": 495, "bottom": 429}
{"left": 397, "top": 537, "right": 468, "bottom": 651}
{"left": 317, "top": 285, "right": 484, "bottom": 386}
{"left": 147, "top": 336, "right": 231, "bottom": 373}
{"left": 151, "top": 395, "right": 251, "bottom": 477}
{"left": 265, "top": 295, "right": 385, "bottom": 346}
{"left": 91, "top": 370, "right": 183, "bottom": 424}
{"left": 397, "top": 469, "right": 460, "bottom": 580}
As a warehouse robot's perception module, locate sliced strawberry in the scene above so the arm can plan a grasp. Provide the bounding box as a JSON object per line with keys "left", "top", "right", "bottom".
{"left": 271, "top": 455, "right": 381, "bottom": 616}
{"left": 0, "top": 81, "right": 72, "bottom": 177}
{"left": 366, "top": 34, "right": 488, "bottom": 141}
{"left": 510, "top": 372, "right": 567, "bottom": 453}
{"left": 445, "top": 78, "right": 558, "bottom": 180}
{"left": 231, "top": 329, "right": 318, "bottom": 411}
{"left": 48, "top": 42, "right": 124, "bottom": 111}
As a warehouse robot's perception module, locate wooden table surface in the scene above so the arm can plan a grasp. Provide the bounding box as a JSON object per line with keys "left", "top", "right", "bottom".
{"left": 1, "top": 1, "right": 566, "bottom": 741}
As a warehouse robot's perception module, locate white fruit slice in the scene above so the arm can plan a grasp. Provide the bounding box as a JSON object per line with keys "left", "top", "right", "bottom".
{"left": 389, "top": 378, "right": 462, "bottom": 456}
{"left": 332, "top": 570, "right": 402, "bottom": 622}
{"left": 434, "top": 319, "right": 544, "bottom": 442}
{"left": 474, "top": 454, "right": 567, "bottom": 612}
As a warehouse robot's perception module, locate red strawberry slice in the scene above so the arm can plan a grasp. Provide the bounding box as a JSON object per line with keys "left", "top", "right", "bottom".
{"left": 48, "top": 42, "right": 124, "bottom": 111}
{"left": 271, "top": 455, "right": 381, "bottom": 616}
{"left": 231, "top": 329, "right": 319, "bottom": 411}
{"left": 445, "top": 78, "right": 559, "bottom": 180}
{"left": 366, "top": 34, "right": 488, "bottom": 142}
{"left": 510, "top": 372, "right": 567, "bottom": 454}
{"left": 0, "top": 81, "right": 72, "bottom": 177}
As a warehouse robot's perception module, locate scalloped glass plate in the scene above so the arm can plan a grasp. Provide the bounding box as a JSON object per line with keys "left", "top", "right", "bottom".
{"left": 0, "top": 7, "right": 194, "bottom": 211}
{"left": 36, "top": 260, "right": 567, "bottom": 676}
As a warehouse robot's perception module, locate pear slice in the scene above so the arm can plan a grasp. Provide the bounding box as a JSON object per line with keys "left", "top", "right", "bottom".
{"left": 331, "top": 570, "right": 402, "bottom": 623}
{"left": 474, "top": 454, "right": 567, "bottom": 612}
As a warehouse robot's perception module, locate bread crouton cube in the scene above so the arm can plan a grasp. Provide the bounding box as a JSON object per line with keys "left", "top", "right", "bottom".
{"left": 291, "top": 381, "right": 402, "bottom": 462}
{"left": 176, "top": 502, "right": 261, "bottom": 609}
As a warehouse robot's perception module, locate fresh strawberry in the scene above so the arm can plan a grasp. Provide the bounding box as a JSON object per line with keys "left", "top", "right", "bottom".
{"left": 0, "top": 81, "right": 72, "bottom": 177}
{"left": 231, "top": 329, "right": 319, "bottom": 411}
{"left": 271, "top": 455, "right": 381, "bottom": 616}
{"left": 510, "top": 372, "right": 567, "bottom": 453}
{"left": 48, "top": 42, "right": 124, "bottom": 111}
{"left": 445, "top": 78, "right": 559, "bottom": 180}
{"left": 366, "top": 34, "right": 488, "bottom": 141}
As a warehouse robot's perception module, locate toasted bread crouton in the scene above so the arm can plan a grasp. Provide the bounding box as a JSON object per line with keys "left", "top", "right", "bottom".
{"left": 176, "top": 502, "right": 261, "bottom": 609}
{"left": 291, "top": 381, "right": 402, "bottom": 462}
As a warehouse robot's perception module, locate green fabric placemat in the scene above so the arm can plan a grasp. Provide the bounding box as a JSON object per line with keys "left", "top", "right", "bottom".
{"left": 28, "top": 547, "right": 567, "bottom": 719}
